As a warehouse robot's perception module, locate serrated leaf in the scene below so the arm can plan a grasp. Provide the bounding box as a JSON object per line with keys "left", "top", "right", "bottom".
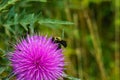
{"left": 64, "top": 74, "right": 80, "bottom": 80}
{"left": 38, "top": 19, "right": 74, "bottom": 25}
{"left": 66, "top": 76, "right": 81, "bottom": 80}
{"left": 7, "top": 7, "right": 15, "bottom": 20}
{"left": 19, "top": 14, "right": 35, "bottom": 31}
{"left": 20, "top": 24, "right": 28, "bottom": 31}
{"left": 4, "top": 25, "right": 15, "bottom": 34}
{"left": 26, "top": 0, "right": 47, "bottom": 2}
{"left": 20, "top": 14, "right": 36, "bottom": 24}
{"left": 0, "top": 0, "right": 19, "bottom": 12}
{"left": 0, "top": 48, "right": 5, "bottom": 54}
{"left": 14, "top": 13, "right": 18, "bottom": 25}
{"left": 39, "top": 0, "right": 47, "bottom": 2}
{"left": 0, "top": 67, "right": 6, "bottom": 74}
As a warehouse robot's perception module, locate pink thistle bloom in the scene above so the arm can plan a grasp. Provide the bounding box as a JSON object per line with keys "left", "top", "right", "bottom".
{"left": 9, "top": 35, "right": 65, "bottom": 80}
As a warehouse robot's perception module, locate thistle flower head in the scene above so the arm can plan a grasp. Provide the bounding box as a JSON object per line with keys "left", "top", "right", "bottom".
{"left": 9, "top": 35, "right": 65, "bottom": 80}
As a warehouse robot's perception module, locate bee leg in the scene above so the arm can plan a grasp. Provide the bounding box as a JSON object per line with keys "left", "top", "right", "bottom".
{"left": 51, "top": 37, "right": 55, "bottom": 42}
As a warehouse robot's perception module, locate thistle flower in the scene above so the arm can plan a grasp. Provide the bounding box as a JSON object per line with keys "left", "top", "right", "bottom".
{"left": 9, "top": 35, "right": 65, "bottom": 80}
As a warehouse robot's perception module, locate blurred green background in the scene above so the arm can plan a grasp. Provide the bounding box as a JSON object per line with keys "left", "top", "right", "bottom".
{"left": 0, "top": 0, "right": 119, "bottom": 80}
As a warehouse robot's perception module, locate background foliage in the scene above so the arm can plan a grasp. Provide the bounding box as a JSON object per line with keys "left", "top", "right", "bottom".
{"left": 0, "top": 0, "right": 119, "bottom": 80}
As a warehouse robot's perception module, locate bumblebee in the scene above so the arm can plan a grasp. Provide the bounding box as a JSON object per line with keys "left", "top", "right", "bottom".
{"left": 52, "top": 37, "right": 67, "bottom": 50}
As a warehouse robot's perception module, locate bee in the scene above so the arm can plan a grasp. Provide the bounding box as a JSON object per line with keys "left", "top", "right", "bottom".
{"left": 52, "top": 37, "right": 67, "bottom": 50}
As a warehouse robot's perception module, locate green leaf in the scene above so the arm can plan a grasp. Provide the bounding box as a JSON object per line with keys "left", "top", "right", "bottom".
{"left": 29, "top": 0, "right": 47, "bottom": 2}
{"left": 64, "top": 74, "right": 80, "bottom": 80}
{"left": 39, "top": 0, "right": 47, "bottom": 2}
{"left": 14, "top": 13, "right": 18, "bottom": 25}
{"left": 66, "top": 76, "right": 80, "bottom": 80}
{"left": 20, "top": 14, "right": 36, "bottom": 25}
{"left": 0, "top": 67, "right": 5, "bottom": 74}
{"left": 20, "top": 13, "right": 36, "bottom": 31}
{"left": 0, "top": 48, "right": 5, "bottom": 54}
{"left": 38, "top": 19, "right": 74, "bottom": 25}
{"left": 4, "top": 25, "right": 15, "bottom": 34}
{"left": 0, "top": 0, "right": 19, "bottom": 12}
